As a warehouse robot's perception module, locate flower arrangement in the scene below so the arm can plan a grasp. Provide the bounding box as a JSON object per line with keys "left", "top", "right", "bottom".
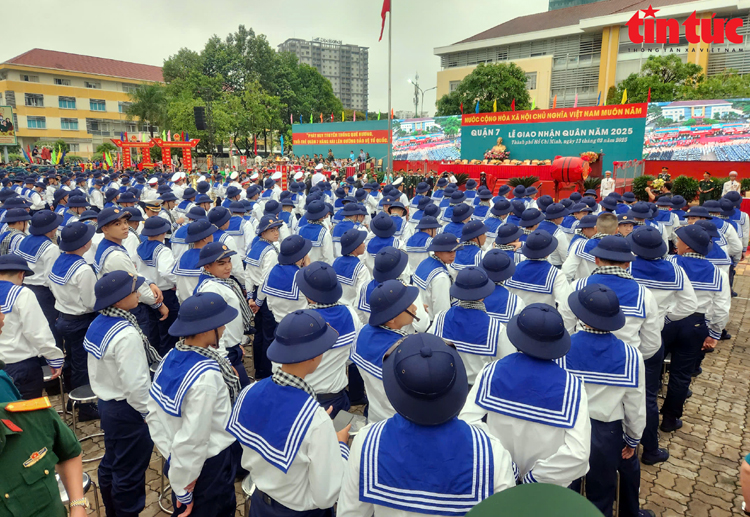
{"left": 580, "top": 151, "right": 599, "bottom": 163}
{"left": 651, "top": 178, "right": 665, "bottom": 191}
{"left": 484, "top": 149, "right": 510, "bottom": 161}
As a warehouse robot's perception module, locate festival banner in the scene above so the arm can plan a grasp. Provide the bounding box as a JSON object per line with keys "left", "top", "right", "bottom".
{"left": 461, "top": 103, "right": 648, "bottom": 173}
{"left": 0, "top": 106, "right": 17, "bottom": 145}
{"left": 392, "top": 116, "right": 461, "bottom": 161}
{"left": 292, "top": 120, "right": 390, "bottom": 160}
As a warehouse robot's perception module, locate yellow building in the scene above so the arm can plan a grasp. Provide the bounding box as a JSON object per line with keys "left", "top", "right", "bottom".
{"left": 434, "top": 0, "right": 748, "bottom": 109}
{"left": 0, "top": 49, "right": 163, "bottom": 158}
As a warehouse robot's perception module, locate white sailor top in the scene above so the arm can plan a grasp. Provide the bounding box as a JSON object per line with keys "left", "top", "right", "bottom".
{"left": 298, "top": 224, "right": 334, "bottom": 265}
{"left": 258, "top": 263, "right": 309, "bottom": 323}
{"left": 351, "top": 325, "right": 402, "bottom": 423}
{"left": 713, "top": 217, "right": 742, "bottom": 262}
{"left": 705, "top": 237, "right": 732, "bottom": 275}
{"left": 194, "top": 273, "right": 245, "bottom": 356}
{"left": 429, "top": 307, "right": 514, "bottom": 385}
{"left": 484, "top": 284, "right": 525, "bottom": 325}
{"left": 460, "top": 353, "right": 591, "bottom": 487}
{"left": 337, "top": 415, "right": 517, "bottom": 517}
{"left": 536, "top": 222, "right": 569, "bottom": 267}
{"left": 629, "top": 257, "right": 697, "bottom": 324}
{"left": 413, "top": 256, "right": 453, "bottom": 322}
{"left": 558, "top": 331, "right": 646, "bottom": 448}
{"left": 172, "top": 248, "right": 203, "bottom": 304}
{"left": 83, "top": 314, "right": 151, "bottom": 415}
{"left": 365, "top": 236, "right": 403, "bottom": 272}
{"left": 226, "top": 379, "right": 349, "bottom": 511}
{"left": 16, "top": 234, "right": 60, "bottom": 287}
{"left": 244, "top": 238, "right": 279, "bottom": 300}
{"left": 48, "top": 253, "right": 97, "bottom": 315}
{"left": 333, "top": 255, "right": 371, "bottom": 309}
{"left": 146, "top": 348, "right": 236, "bottom": 505}
{"left": 560, "top": 273, "right": 661, "bottom": 360}
{"left": 669, "top": 255, "right": 731, "bottom": 340}
{"left": 450, "top": 243, "right": 484, "bottom": 278}
{"left": 504, "top": 260, "right": 570, "bottom": 309}
{"left": 136, "top": 240, "right": 177, "bottom": 291}
{"left": 561, "top": 237, "right": 600, "bottom": 282}
{"left": 0, "top": 280, "right": 62, "bottom": 368}
{"left": 405, "top": 231, "right": 432, "bottom": 274}
{"left": 482, "top": 217, "right": 504, "bottom": 243}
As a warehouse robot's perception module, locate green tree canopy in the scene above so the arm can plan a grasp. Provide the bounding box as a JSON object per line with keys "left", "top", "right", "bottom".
{"left": 435, "top": 62, "right": 531, "bottom": 116}
{"left": 125, "top": 83, "right": 167, "bottom": 136}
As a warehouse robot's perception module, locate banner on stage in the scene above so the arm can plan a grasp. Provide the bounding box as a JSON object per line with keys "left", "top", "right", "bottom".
{"left": 292, "top": 120, "right": 390, "bottom": 159}
{"left": 461, "top": 103, "right": 648, "bottom": 173}
{"left": 392, "top": 116, "right": 461, "bottom": 161}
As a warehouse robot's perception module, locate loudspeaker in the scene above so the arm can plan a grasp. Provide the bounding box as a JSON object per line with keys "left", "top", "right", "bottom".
{"left": 194, "top": 106, "right": 206, "bottom": 130}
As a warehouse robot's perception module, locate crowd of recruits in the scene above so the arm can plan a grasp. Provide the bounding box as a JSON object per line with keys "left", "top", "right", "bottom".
{"left": 0, "top": 166, "right": 739, "bottom": 517}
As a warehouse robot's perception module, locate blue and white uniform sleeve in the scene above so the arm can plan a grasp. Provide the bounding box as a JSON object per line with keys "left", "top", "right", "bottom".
{"left": 336, "top": 427, "right": 375, "bottom": 517}
{"left": 20, "top": 289, "right": 63, "bottom": 368}
{"left": 638, "top": 290, "right": 662, "bottom": 360}
{"left": 707, "top": 270, "right": 731, "bottom": 340}
{"left": 664, "top": 267, "right": 698, "bottom": 323}
{"left": 622, "top": 350, "right": 647, "bottom": 447}
{"left": 113, "top": 330, "right": 151, "bottom": 415}
{"left": 306, "top": 408, "right": 347, "bottom": 509}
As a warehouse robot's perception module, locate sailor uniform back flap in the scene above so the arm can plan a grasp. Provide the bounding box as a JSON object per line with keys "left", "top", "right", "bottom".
{"left": 226, "top": 217, "right": 244, "bottom": 236}
{"left": 537, "top": 221, "right": 559, "bottom": 236}
{"left": 226, "top": 379, "right": 318, "bottom": 473}
{"left": 484, "top": 285, "right": 519, "bottom": 324}
{"left": 0, "top": 280, "right": 24, "bottom": 314}
{"left": 391, "top": 216, "right": 405, "bottom": 236}
{"left": 483, "top": 218, "right": 503, "bottom": 238}
{"left": 441, "top": 222, "right": 463, "bottom": 238}
{"left": 173, "top": 248, "right": 202, "bottom": 277}
{"left": 706, "top": 241, "right": 731, "bottom": 266}
{"left": 359, "top": 414, "right": 494, "bottom": 515}
{"left": 313, "top": 305, "right": 355, "bottom": 348}
{"left": 475, "top": 353, "right": 582, "bottom": 429}
{"left": 279, "top": 211, "right": 292, "bottom": 226}
{"left": 245, "top": 239, "right": 274, "bottom": 268}
{"left": 672, "top": 255, "right": 722, "bottom": 292}
{"left": 262, "top": 264, "right": 301, "bottom": 300}
{"left": 333, "top": 255, "right": 364, "bottom": 287}
{"left": 332, "top": 220, "right": 356, "bottom": 242}
{"left": 150, "top": 348, "right": 220, "bottom": 417}
{"left": 406, "top": 232, "right": 432, "bottom": 253}
{"left": 413, "top": 256, "right": 450, "bottom": 291}
{"left": 473, "top": 205, "right": 489, "bottom": 220}
{"left": 137, "top": 240, "right": 165, "bottom": 268}
{"left": 16, "top": 235, "right": 52, "bottom": 265}
{"left": 83, "top": 314, "right": 132, "bottom": 360}
{"left": 367, "top": 236, "right": 396, "bottom": 257}
{"left": 561, "top": 216, "right": 578, "bottom": 232}
{"left": 577, "top": 275, "right": 646, "bottom": 318}
{"left": 505, "top": 260, "right": 558, "bottom": 294}
{"left": 432, "top": 307, "right": 501, "bottom": 356}
{"left": 654, "top": 210, "right": 673, "bottom": 225}
{"left": 573, "top": 237, "right": 601, "bottom": 263}
{"left": 452, "top": 245, "right": 482, "bottom": 271}
{"left": 171, "top": 226, "right": 188, "bottom": 246}
{"left": 49, "top": 254, "right": 89, "bottom": 285}
{"left": 499, "top": 248, "right": 524, "bottom": 265}
{"left": 94, "top": 238, "right": 127, "bottom": 274}
{"left": 557, "top": 332, "right": 639, "bottom": 388}
{"left": 629, "top": 258, "right": 683, "bottom": 291}
{"left": 351, "top": 325, "right": 402, "bottom": 380}
{"left": 298, "top": 224, "right": 327, "bottom": 248}
{"left": 213, "top": 230, "right": 231, "bottom": 245}
{"left": 357, "top": 279, "right": 378, "bottom": 313}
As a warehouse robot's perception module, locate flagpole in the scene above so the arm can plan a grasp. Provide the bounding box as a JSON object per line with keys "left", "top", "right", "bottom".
{"left": 387, "top": 0, "right": 392, "bottom": 175}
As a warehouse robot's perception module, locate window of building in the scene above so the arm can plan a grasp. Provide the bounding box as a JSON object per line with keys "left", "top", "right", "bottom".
{"left": 68, "top": 143, "right": 80, "bottom": 152}
{"left": 122, "top": 83, "right": 138, "bottom": 94}
{"left": 24, "top": 93, "right": 43, "bottom": 107}
{"left": 21, "top": 74, "right": 39, "bottom": 82}
{"left": 59, "top": 96, "right": 76, "bottom": 109}
{"left": 449, "top": 81, "right": 460, "bottom": 92}
{"left": 90, "top": 99, "right": 106, "bottom": 111}
{"left": 0, "top": 71, "right": 7, "bottom": 81}
{"left": 85, "top": 81, "right": 101, "bottom": 89}
{"left": 126, "top": 123, "right": 137, "bottom": 133}
{"left": 54, "top": 78, "right": 71, "bottom": 86}
{"left": 27, "top": 116, "right": 46, "bottom": 129}
{"left": 118, "top": 101, "right": 131, "bottom": 113}
{"left": 525, "top": 72, "right": 537, "bottom": 90}
{"left": 61, "top": 118, "right": 79, "bottom": 130}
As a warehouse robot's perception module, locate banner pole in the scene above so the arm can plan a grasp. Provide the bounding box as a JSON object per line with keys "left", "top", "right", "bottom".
{"left": 387, "top": 0, "right": 392, "bottom": 175}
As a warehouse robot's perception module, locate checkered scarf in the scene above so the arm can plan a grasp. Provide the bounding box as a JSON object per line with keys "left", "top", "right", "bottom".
{"left": 457, "top": 300, "right": 486, "bottom": 312}
{"left": 495, "top": 243, "right": 517, "bottom": 251}
{"left": 309, "top": 302, "right": 341, "bottom": 310}
{"left": 431, "top": 253, "right": 454, "bottom": 284}
{"left": 0, "top": 229, "right": 24, "bottom": 255}
{"left": 175, "top": 338, "right": 240, "bottom": 404}
{"left": 273, "top": 369, "right": 316, "bottom": 398}
{"left": 683, "top": 252, "right": 706, "bottom": 260}
{"left": 591, "top": 266, "right": 634, "bottom": 280}
{"left": 521, "top": 228, "right": 534, "bottom": 235}
{"left": 202, "top": 269, "right": 252, "bottom": 332}
{"left": 578, "top": 323, "right": 610, "bottom": 335}
{"left": 379, "top": 325, "right": 408, "bottom": 337}
{"left": 99, "top": 306, "right": 162, "bottom": 365}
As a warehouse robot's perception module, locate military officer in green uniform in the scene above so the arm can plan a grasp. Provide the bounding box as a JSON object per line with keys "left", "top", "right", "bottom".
{"left": 0, "top": 366, "right": 20, "bottom": 403}
{"left": 0, "top": 396, "right": 87, "bottom": 517}
{"left": 699, "top": 172, "right": 715, "bottom": 204}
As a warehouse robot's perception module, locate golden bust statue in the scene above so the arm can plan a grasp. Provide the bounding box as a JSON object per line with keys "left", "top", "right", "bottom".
{"left": 492, "top": 137, "right": 507, "bottom": 154}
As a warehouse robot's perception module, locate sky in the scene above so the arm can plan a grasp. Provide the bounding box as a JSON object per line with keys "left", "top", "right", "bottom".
{"left": 3, "top": 0, "right": 548, "bottom": 114}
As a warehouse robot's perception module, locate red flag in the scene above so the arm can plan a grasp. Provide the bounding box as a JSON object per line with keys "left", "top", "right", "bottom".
{"left": 331, "top": 113, "right": 334, "bottom": 122}
{"left": 391, "top": 108, "right": 394, "bottom": 119}
{"left": 290, "top": 113, "right": 293, "bottom": 125}
{"left": 460, "top": 102, "right": 463, "bottom": 114}
{"left": 379, "top": 0, "right": 390, "bottom": 42}
{"left": 123, "top": 131, "right": 128, "bottom": 143}
{"left": 320, "top": 113, "right": 323, "bottom": 123}
{"left": 647, "top": 88, "right": 651, "bottom": 103}
{"left": 510, "top": 99, "right": 515, "bottom": 111}
{"left": 253, "top": 136, "right": 257, "bottom": 155}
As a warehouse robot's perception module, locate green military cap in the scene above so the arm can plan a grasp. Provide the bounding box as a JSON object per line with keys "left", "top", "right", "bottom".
{"left": 466, "top": 483, "right": 604, "bottom": 517}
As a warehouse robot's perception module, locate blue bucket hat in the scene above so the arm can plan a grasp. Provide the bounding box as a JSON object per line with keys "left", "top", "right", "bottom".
{"left": 461, "top": 220, "right": 488, "bottom": 242}
{"left": 626, "top": 226, "right": 666, "bottom": 259}
{"left": 577, "top": 214, "right": 598, "bottom": 229}
{"left": 427, "top": 233, "right": 462, "bottom": 252}
{"left": 568, "top": 283, "right": 625, "bottom": 332}
{"left": 525, "top": 186, "right": 538, "bottom": 196}
{"left": 182, "top": 188, "right": 197, "bottom": 200}
{"left": 723, "top": 191, "right": 742, "bottom": 208}
{"left": 719, "top": 198, "right": 736, "bottom": 217}
{"left": 53, "top": 189, "right": 69, "bottom": 205}
{"left": 371, "top": 212, "right": 397, "bottom": 238}
{"left": 424, "top": 204, "right": 441, "bottom": 218}
{"left": 481, "top": 249, "right": 516, "bottom": 283}
{"left": 96, "top": 206, "right": 131, "bottom": 233}
{"left": 78, "top": 210, "right": 98, "bottom": 222}
{"left": 450, "top": 267, "right": 495, "bottom": 301}
{"left": 622, "top": 192, "right": 636, "bottom": 203}
{"left": 415, "top": 182, "right": 429, "bottom": 194}
{"left": 208, "top": 206, "right": 231, "bottom": 228}
{"left": 123, "top": 207, "right": 143, "bottom": 222}
{"left": 695, "top": 220, "right": 720, "bottom": 239}
{"left": 159, "top": 192, "right": 178, "bottom": 203}
{"left": 296, "top": 262, "right": 343, "bottom": 304}
{"left": 340, "top": 228, "right": 367, "bottom": 256}
{"left": 545, "top": 203, "right": 568, "bottom": 220}
{"left": 599, "top": 196, "right": 618, "bottom": 211}
{"left": 466, "top": 179, "right": 477, "bottom": 190}
{"left": 29, "top": 210, "right": 64, "bottom": 235}
{"left": 341, "top": 203, "right": 366, "bottom": 218}
{"left": 268, "top": 309, "right": 339, "bottom": 364}
{"left": 118, "top": 192, "right": 138, "bottom": 204}
{"left": 451, "top": 203, "right": 474, "bottom": 223}
{"left": 186, "top": 206, "right": 207, "bottom": 221}
{"left": 478, "top": 188, "right": 493, "bottom": 200}
{"left": 246, "top": 185, "right": 261, "bottom": 199}
{"left": 685, "top": 206, "right": 711, "bottom": 219}
{"left": 373, "top": 247, "right": 409, "bottom": 283}
{"left": 264, "top": 200, "right": 282, "bottom": 216}
{"left": 513, "top": 185, "right": 526, "bottom": 198}
{"left": 93, "top": 271, "right": 145, "bottom": 312}
{"left": 278, "top": 235, "right": 312, "bottom": 265}
{"left": 496, "top": 184, "right": 511, "bottom": 197}
{"left": 506, "top": 303, "right": 570, "bottom": 360}
{"left": 382, "top": 333, "right": 468, "bottom": 427}
{"left": 59, "top": 222, "right": 96, "bottom": 252}
{"left": 185, "top": 220, "right": 217, "bottom": 243}
{"left": 569, "top": 192, "right": 583, "bottom": 202}
{"left": 617, "top": 213, "right": 637, "bottom": 226}
{"left": 368, "top": 280, "right": 420, "bottom": 327}
{"left": 416, "top": 215, "right": 441, "bottom": 230}
{"left": 490, "top": 199, "right": 512, "bottom": 217}
{"left": 168, "top": 292, "right": 239, "bottom": 337}
{"left": 627, "top": 202, "right": 652, "bottom": 219}
{"left": 2, "top": 208, "right": 31, "bottom": 223}
{"left": 225, "top": 186, "right": 241, "bottom": 199}
{"left": 671, "top": 195, "right": 686, "bottom": 210}
{"left": 521, "top": 230, "right": 558, "bottom": 259}
{"left": 257, "top": 215, "right": 283, "bottom": 235}
{"left": 195, "top": 194, "right": 212, "bottom": 205}
{"left": 305, "top": 200, "right": 329, "bottom": 221}
{"left": 68, "top": 196, "right": 89, "bottom": 208}
{"left": 436, "top": 178, "right": 448, "bottom": 188}
{"left": 196, "top": 241, "right": 237, "bottom": 268}
{"left": 449, "top": 191, "right": 466, "bottom": 205}
{"left": 0, "top": 254, "right": 32, "bottom": 275}
{"left": 590, "top": 235, "right": 635, "bottom": 262}
{"left": 702, "top": 200, "right": 721, "bottom": 213}
{"left": 536, "top": 195, "right": 554, "bottom": 212}
{"left": 141, "top": 216, "right": 171, "bottom": 237}
{"left": 675, "top": 224, "right": 713, "bottom": 256}
{"left": 228, "top": 201, "right": 246, "bottom": 214}
{"left": 510, "top": 200, "right": 526, "bottom": 218}
{"left": 519, "top": 208, "right": 544, "bottom": 228}
{"left": 495, "top": 223, "right": 523, "bottom": 245}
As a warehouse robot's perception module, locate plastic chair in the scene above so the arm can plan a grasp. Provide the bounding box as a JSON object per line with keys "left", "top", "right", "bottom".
{"left": 68, "top": 385, "right": 104, "bottom": 463}
{"left": 42, "top": 365, "right": 67, "bottom": 421}
{"left": 57, "top": 471, "right": 101, "bottom": 516}
{"left": 242, "top": 474, "right": 256, "bottom": 517}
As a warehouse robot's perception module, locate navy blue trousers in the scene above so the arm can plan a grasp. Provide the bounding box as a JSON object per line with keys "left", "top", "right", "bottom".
{"left": 662, "top": 314, "right": 708, "bottom": 420}
{"left": 157, "top": 289, "right": 180, "bottom": 355}
{"left": 5, "top": 357, "right": 43, "bottom": 400}
{"left": 318, "top": 389, "right": 350, "bottom": 419}
{"left": 168, "top": 446, "right": 237, "bottom": 517}
{"left": 250, "top": 490, "right": 333, "bottom": 517}
{"left": 56, "top": 312, "right": 97, "bottom": 391}
{"left": 227, "top": 344, "right": 251, "bottom": 388}
{"left": 347, "top": 364, "right": 366, "bottom": 405}
{"left": 253, "top": 302, "right": 276, "bottom": 379}
{"left": 27, "top": 284, "right": 63, "bottom": 350}
{"left": 98, "top": 399, "right": 153, "bottom": 517}
{"left": 585, "top": 419, "right": 641, "bottom": 517}
{"left": 640, "top": 343, "right": 664, "bottom": 454}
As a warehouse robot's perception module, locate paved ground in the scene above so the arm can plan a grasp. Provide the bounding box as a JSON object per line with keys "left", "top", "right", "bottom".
{"left": 50, "top": 267, "right": 750, "bottom": 516}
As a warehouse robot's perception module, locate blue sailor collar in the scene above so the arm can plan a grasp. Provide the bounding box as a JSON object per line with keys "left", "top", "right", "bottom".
{"left": 451, "top": 245, "right": 482, "bottom": 272}
{"left": 0, "top": 280, "right": 23, "bottom": 314}
{"left": 475, "top": 353, "right": 583, "bottom": 428}
{"left": 484, "top": 284, "right": 520, "bottom": 324}
{"left": 432, "top": 306, "right": 501, "bottom": 356}
{"left": 225, "top": 379, "right": 318, "bottom": 473}
{"left": 245, "top": 239, "right": 276, "bottom": 268}
{"left": 312, "top": 305, "right": 356, "bottom": 349}
{"left": 572, "top": 237, "right": 601, "bottom": 263}
{"left": 225, "top": 217, "right": 244, "bottom": 235}
{"left": 367, "top": 236, "right": 397, "bottom": 257}
{"left": 94, "top": 238, "right": 127, "bottom": 274}
{"left": 671, "top": 255, "right": 722, "bottom": 292}
{"left": 333, "top": 255, "right": 365, "bottom": 286}
{"left": 16, "top": 235, "right": 52, "bottom": 265}
{"left": 150, "top": 348, "right": 221, "bottom": 417}
{"left": 629, "top": 257, "right": 683, "bottom": 291}
{"left": 557, "top": 331, "right": 639, "bottom": 388}
{"left": 576, "top": 274, "right": 646, "bottom": 318}
{"left": 172, "top": 248, "right": 202, "bottom": 277}
{"left": 83, "top": 314, "right": 133, "bottom": 360}
{"left": 405, "top": 231, "right": 431, "bottom": 253}
{"left": 413, "top": 256, "right": 450, "bottom": 290}
{"left": 359, "top": 415, "right": 494, "bottom": 516}
{"left": 505, "top": 260, "right": 558, "bottom": 294}
{"left": 351, "top": 325, "right": 402, "bottom": 380}
{"left": 705, "top": 240, "right": 731, "bottom": 266}
{"left": 298, "top": 224, "right": 327, "bottom": 247}
{"left": 262, "top": 264, "right": 301, "bottom": 300}
{"left": 391, "top": 216, "right": 406, "bottom": 237}
{"left": 137, "top": 240, "right": 165, "bottom": 267}
{"left": 357, "top": 279, "right": 378, "bottom": 314}
{"left": 49, "top": 254, "right": 89, "bottom": 286}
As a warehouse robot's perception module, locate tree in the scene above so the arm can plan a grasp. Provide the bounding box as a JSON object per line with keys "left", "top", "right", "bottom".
{"left": 437, "top": 116, "right": 461, "bottom": 139}
{"left": 126, "top": 83, "right": 167, "bottom": 137}
{"left": 435, "top": 62, "right": 531, "bottom": 116}
{"left": 681, "top": 69, "right": 750, "bottom": 100}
